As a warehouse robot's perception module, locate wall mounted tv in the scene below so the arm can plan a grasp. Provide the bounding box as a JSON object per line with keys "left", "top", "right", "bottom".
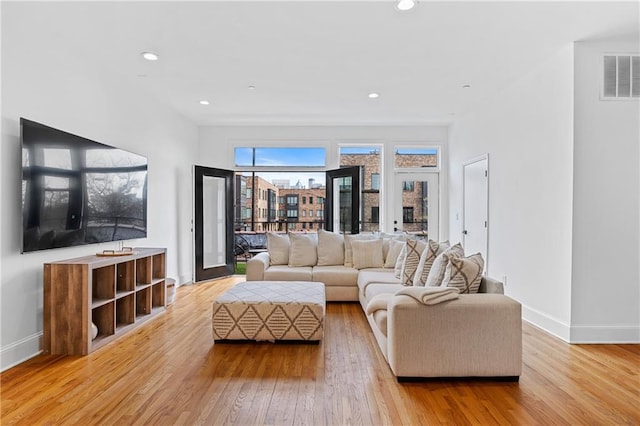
{"left": 21, "top": 118, "right": 148, "bottom": 253}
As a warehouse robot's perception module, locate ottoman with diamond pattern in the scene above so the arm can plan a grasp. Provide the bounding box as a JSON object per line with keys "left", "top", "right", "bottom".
{"left": 212, "top": 281, "right": 326, "bottom": 342}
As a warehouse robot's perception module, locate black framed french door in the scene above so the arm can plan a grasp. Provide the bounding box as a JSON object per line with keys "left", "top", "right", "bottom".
{"left": 325, "top": 166, "right": 360, "bottom": 234}
{"left": 193, "top": 166, "right": 235, "bottom": 282}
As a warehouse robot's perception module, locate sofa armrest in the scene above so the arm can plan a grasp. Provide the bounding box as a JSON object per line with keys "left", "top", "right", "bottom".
{"left": 247, "top": 252, "right": 270, "bottom": 281}
{"left": 386, "top": 294, "right": 522, "bottom": 378}
{"left": 479, "top": 276, "right": 504, "bottom": 294}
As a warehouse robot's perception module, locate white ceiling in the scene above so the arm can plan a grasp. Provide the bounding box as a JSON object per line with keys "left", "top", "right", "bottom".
{"left": 5, "top": 1, "right": 639, "bottom": 126}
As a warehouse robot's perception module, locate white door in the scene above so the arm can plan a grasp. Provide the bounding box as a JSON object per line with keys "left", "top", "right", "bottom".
{"left": 393, "top": 172, "right": 439, "bottom": 241}
{"left": 462, "top": 155, "right": 489, "bottom": 271}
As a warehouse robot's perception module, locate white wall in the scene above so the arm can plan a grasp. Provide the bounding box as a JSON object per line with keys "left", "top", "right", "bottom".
{"left": 1, "top": 11, "right": 198, "bottom": 370}
{"left": 198, "top": 125, "right": 449, "bottom": 237}
{"left": 450, "top": 45, "right": 575, "bottom": 340}
{"left": 571, "top": 40, "right": 640, "bottom": 342}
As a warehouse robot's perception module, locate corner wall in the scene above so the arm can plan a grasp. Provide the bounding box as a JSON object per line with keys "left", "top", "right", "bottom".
{"left": 449, "top": 45, "right": 575, "bottom": 340}
{"left": 571, "top": 40, "right": 640, "bottom": 342}
{"left": 1, "top": 10, "right": 198, "bottom": 370}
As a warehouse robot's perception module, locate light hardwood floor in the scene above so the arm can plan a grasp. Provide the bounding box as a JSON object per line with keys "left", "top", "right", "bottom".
{"left": 1, "top": 276, "right": 639, "bottom": 425}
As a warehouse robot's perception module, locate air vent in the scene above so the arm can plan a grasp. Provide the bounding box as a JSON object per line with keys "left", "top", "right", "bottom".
{"left": 602, "top": 54, "right": 639, "bottom": 99}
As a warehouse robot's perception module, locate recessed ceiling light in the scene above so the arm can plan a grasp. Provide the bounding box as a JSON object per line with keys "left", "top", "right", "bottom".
{"left": 462, "top": 84, "right": 471, "bottom": 89}
{"left": 396, "top": 0, "right": 416, "bottom": 11}
{"left": 141, "top": 52, "right": 159, "bottom": 61}
{"left": 248, "top": 85, "right": 256, "bottom": 90}
{"left": 199, "top": 100, "right": 210, "bottom": 105}
{"left": 368, "top": 92, "right": 380, "bottom": 99}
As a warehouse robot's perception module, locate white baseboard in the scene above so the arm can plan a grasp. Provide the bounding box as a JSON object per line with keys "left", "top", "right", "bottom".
{"left": 1, "top": 332, "right": 42, "bottom": 372}
{"left": 570, "top": 324, "right": 640, "bottom": 343}
{"left": 522, "top": 305, "right": 571, "bottom": 342}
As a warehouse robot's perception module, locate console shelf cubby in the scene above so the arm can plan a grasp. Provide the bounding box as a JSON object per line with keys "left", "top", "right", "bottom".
{"left": 44, "top": 247, "right": 167, "bottom": 355}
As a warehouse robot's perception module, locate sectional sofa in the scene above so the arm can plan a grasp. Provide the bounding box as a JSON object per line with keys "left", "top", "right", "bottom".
{"left": 246, "top": 230, "right": 522, "bottom": 380}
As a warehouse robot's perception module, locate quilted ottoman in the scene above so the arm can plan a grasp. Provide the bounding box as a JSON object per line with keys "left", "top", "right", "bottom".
{"left": 212, "top": 281, "right": 326, "bottom": 342}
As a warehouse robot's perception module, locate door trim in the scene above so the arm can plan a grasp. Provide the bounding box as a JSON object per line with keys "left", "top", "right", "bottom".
{"left": 193, "top": 165, "right": 235, "bottom": 282}
{"left": 462, "top": 154, "right": 489, "bottom": 273}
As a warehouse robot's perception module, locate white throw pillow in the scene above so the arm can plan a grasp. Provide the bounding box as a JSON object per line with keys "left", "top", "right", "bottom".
{"left": 394, "top": 243, "right": 407, "bottom": 278}
{"left": 288, "top": 233, "right": 318, "bottom": 267}
{"left": 424, "top": 243, "right": 465, "bottom": 287}
{"left": 266, "top": 232, "right": 290, "bottom": 265}
{"left": 413, "top": 240, "right": 451, "bottom": 286}
{"left": 384, "top": 239, "right": 405, "bottom": 268}
{"left": 443, "top": 253, "right": 485, "bottom": 294}
{"left": 317, "top": 229, "right": 345, "bottom": 266}
{"left": 344, "top": 234, "right": 376, "bottom": 267}
{"left": 351, "top": 239, "right": 385, "bottom": 269}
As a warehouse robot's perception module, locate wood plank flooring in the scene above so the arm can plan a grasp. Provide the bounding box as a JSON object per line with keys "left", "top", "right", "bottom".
{"left": 1, "top": 276, "right": 639, "bottom": 425}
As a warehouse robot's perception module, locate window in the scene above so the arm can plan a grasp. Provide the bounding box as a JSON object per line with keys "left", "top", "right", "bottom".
{"left": 287, "top": 209, "right": 297, "bottom": 217}
{"left": 317, "top": 210, "right": 323, "bottom": 217}
{"left": 371, "top": 207, "right": 379, "bottom": 223}
{"left": 317, "top": 197, "right": 323, "bottom": 204}
{"left": 278, "top": 209, "right": 284, "bottom": 218}
{"left": 278, "top": 197, "right": 285, "bottom": 204}
{"left": 287, "top": 196, "right": 298, "bottom": 204}
{"left": 340, "top": 145, "right": 381, "bottom": 233}
{"left": 309, "top": 197, "right": 313, "bottom": 204}
{"left": 247, "top": 188, "right": 252, "bottom": 198}
{"left": 402, "top": 181, "right": 415, "bottom": 191}
{"left": 235, "top": 147, "right": 326, "bottom": 167}
{"left": 403, "top": 207, "right": 414, "bottom": 223}
{"left": 287, "top": 222, "right": 296, "bottom": 230}
{"left": 309, "top": 222, "right": 314, "bottom": 229}
{"left": 395, "top": 148, "right": 438, "bottom": 168}
{"left": 302, "top": 223, "right": 307, "bottom": 229}
{"left": 371, "top": 173, "right": 380, "bottom": 190}
{"left": 302, "top": 210, "right": 306, "bottom": 217}
{"left": 302, "top": 196, "right": 306, "bottom": 204}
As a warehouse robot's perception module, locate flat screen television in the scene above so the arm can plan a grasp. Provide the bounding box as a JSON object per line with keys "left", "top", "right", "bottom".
{"left": 21, "top": 118, "right": 148, "bottom": 253}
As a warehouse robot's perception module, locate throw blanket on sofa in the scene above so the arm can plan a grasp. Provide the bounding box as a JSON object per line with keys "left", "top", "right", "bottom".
{"left": 395, "top": 286, "right": 460, "bottom": 305}
{"left": 365, "top": 287, "right": 460, "bottom": 316}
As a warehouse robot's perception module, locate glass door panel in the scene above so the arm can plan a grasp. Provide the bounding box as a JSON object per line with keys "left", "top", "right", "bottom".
{"left": 194, "top": 166, "right": 234, "bottom": 282}
{"left": 393, "top": 172, "right": 439, "bottom": 241}
{"left": 325, "top": 166, "right": 360, "bottom": 234}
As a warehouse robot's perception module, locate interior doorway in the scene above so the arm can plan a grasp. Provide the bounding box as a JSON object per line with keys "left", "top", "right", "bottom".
{"left": 462, "top": 155, "right": 489, "bottom": 272}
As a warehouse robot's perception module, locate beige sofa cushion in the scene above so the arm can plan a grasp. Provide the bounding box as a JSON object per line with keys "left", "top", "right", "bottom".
{"left": 267, "top": 232, "right": 290, "bottom": 265}
{"left": 344, "top": 234, "right": 376, "bottom": 267}
{"left": 413, "top": 240, "right": 450, "bottom": 286}
{"left": 312, "top": 265, "right": 359, "bottom": 287}
{"left": 264, "top": 266, "right": 313, "bottom": 281}
{"left": 425, "top": 243, "right": 465, "bottom": 287}
{"left": 288, "top": 233, "right": 318, "bottom": 267}
{"left": 351, "top": 239, "right": 384, "bottom": 269}
{"left": 443, "top": 253, "right": 485, "bottom": 294}
{"left": 317, "top": 229, "right": 344, "bottom": 266}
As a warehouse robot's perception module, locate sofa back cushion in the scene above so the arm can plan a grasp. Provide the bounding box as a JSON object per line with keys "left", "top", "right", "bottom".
{"left": 288, "top": 233, "right": 318, "bottom": 267}
{"left": 344, "top": 234, "right": 376, "bottom": 267}
{"left": 351, "top": 239, "right": 384, "bottom": 269}
{"left": 267, "top": 232, "right": 290, "bottom": 265}
{"left": 317, "top": 229, "right": 345, "bottom": 266}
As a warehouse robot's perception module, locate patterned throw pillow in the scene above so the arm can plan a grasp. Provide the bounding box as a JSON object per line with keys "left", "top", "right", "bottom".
{"left": 400, "top": 239, "right": 428, "bottom": 285}
{"left": 288, "top": 233, "right": 318, "bottom": 267}
{"left": 443, "top": 253, "right": 485, "bottom": 294}
{"left": 317, "top": 229, "right": 345, "bottom": 266}
{"left": 413, "top": 240, "right": 450, "bottom": 286}
{"left": 267, "top": 232, "right": 290, "bottom": 265}
{"left": 424, "top": 243, "right": 465, "bottom": 287}
{"left": 351, "top": 239, "right": 384, "bottom": 269}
